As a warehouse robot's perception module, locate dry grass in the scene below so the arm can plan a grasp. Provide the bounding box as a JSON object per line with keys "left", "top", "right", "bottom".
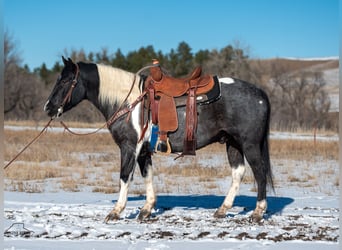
{"left": 4, "top": 122, "right": 338, "bottom": 194}
{"left": 5, "top": 129, "right": 117, "bottom": 163}
{"left": 270, "top": 139, "right": 338, "bottom": 161}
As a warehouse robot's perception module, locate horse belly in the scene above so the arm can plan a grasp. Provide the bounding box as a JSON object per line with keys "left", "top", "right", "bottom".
{"left": 168, "top": 101, "right": 226, "bottom": 152}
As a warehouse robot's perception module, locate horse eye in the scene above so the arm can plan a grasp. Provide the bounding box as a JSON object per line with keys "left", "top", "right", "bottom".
{"left": 60, "top": 78, "right": 69, "bottom": 85}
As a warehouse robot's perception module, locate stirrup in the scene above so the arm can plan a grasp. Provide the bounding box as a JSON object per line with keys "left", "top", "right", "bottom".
{"left": 156, "top": 138, "right": 171, "bottom": 154}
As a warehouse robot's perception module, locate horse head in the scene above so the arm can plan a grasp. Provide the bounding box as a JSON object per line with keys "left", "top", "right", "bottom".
{"left": 44, "top": 57, "right": 86, "bottom": 118}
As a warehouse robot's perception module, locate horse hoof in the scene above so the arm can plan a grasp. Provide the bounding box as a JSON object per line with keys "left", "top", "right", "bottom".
{"left": 250, "top": 213, "right": 264, "bottom": 223}
{"left": 104, "top": 212, "right": 120, "bottom": 223}
{"left": 138, "top": 209, "right": 151, "bottom": 221}
{"left": 213, "top": 210, "right": 226, "bottom": 218}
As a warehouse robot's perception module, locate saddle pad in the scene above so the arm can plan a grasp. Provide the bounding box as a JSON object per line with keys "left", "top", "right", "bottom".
{"left": 174, "top": 76, "right": 220, "bottom": 107}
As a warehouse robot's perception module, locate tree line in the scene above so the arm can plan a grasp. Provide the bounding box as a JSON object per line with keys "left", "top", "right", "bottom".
{"left": 4, "top": 31, "right": 337, "bottom": 131}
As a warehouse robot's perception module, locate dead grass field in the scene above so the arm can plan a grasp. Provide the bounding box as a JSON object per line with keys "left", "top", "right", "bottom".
{"left": 4, "top": 122, "right": 338, "bottom": 194}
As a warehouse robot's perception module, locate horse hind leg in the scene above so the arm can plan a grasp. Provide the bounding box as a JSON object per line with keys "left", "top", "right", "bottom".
{"left": 214, "top": 144, "right": 245, "bottom": 218}
{"left": 243, "top": 142, "right": 269, "bottom": 222}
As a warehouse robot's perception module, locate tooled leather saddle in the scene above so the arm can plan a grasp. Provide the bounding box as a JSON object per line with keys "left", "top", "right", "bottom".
{"left": 145, "top": 60, "right": 219, "bottom": 156}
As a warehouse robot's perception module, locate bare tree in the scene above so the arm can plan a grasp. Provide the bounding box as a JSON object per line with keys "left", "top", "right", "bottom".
{"left": 269, "top": 66, "right": 330, "bottom": 130}
{"left": 4, "top": 31, "right": 45, "bottom": 120}
{"left": 4, "top": 30, "right": 22, "bottom": 115}
{"left": 4, "top": 30, "right": 22, "bottom": 68}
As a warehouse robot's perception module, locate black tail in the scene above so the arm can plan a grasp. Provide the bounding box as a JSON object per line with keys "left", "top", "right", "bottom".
{"left": 262, "top": 99, "right": 274, "bottom": 191}
{"left": 262, "top": 131, "right": 274, "bottom": 191}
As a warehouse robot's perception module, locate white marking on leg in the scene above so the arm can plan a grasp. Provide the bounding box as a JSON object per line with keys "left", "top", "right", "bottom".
{"left": 255, "top": 199, "right": 267, "bottom": 214}
{"left": 137, "top": 164, "right": 156, "bottom": 220}
{"left": 113, "top": 178, "right": 131, "bottom": 215}
{"left": 257, "top": 199, "right": 267, "bottom": 210}
{"left": 223, "top": 164, "right": 246, "bottom": 209}
{"left": 215, "top": 164, "right": 246, "bottom": 217}
{"left": 251, "top": 199, "right": 267, "bottom": 221}
{"left": 145, "top": 166, "right": 156, "bottom": 207}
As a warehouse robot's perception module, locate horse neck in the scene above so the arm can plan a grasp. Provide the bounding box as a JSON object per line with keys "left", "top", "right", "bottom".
{"left": 82, "top": 63, "right": 141, "bottom": 121}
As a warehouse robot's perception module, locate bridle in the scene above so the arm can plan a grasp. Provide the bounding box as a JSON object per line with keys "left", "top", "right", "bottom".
{"left": 57, "top": 63, "right": 156, "bottom": 133}
{"left": 57, "top": 63, "right": 80, "bottom": 117}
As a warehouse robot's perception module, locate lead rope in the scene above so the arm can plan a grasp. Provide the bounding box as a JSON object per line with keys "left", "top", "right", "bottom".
{"left": 4, "top": 118, "right": 53, "bottom": 170}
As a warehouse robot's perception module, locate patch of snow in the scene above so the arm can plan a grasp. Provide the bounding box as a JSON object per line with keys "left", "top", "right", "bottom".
{"left": 281, "top": 56, "right": 339, "bottom": 61}
{"left": 270, "top": 132, "right": 338, "bottom": 141}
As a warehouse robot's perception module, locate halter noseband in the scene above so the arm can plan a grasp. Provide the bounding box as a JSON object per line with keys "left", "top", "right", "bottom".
{"left": 57, "top": 63, "right": 80, "bottom": 117}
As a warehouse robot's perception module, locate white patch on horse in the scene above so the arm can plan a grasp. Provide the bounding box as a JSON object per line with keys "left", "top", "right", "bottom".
{"left": 142, "top": 166, "right": 156, "bottom": 212}
{"left": 97, "top": 64, "right": 141, "bottom": 106}
{"left": 256, "top": 199, "right": 267, "bottom": 211}
{"left": 219, "top": 77, "right": 235, "bottom": 84}
{"left": 113, "top": 178, "right": 131, "bottom": 215}
{"left": 131, "top": 102, "right": 142, "bottom": 141}
{"left": 222, "top": 164, "right": 246, "bottom": 208}
{"left": 253, "top": 199, "right": 267, "bottom": 218}
{"left": 144, "top": 121, "right": 153, "bottom": 142}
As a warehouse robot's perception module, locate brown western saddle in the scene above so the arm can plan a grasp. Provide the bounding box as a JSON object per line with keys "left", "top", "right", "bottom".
{"left": 145, "top": 60, "right": 215, "bottom": 156}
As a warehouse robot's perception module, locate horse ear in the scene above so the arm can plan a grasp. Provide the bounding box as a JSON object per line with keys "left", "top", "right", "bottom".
{"left": 62, "top": 56, "right": 68, "bottom": 65}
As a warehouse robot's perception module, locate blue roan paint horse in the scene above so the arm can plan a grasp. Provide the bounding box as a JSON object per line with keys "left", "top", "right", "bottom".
{"left": 44, "top": 57, "right": 273, "bottom": 222}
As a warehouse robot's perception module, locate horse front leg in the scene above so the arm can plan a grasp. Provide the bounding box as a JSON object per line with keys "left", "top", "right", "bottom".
{"left": 138, "top": 166, "right": 156, "bottom": 220}
{"left": 105, "top": 146, "right": 137, "bottom": 223}
{"left": 105, "top": 179, "right": 131, "bottom": 222}
{"left": 137, "top": 142, "right": 156, "bottom": 220}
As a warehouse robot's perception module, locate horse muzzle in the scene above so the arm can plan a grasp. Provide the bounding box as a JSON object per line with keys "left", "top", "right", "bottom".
{"left": 56, "top": 107, "right": 63, "bottom": 118}
{"left": 44, "top": 100, "right": 63, "bottom": 118}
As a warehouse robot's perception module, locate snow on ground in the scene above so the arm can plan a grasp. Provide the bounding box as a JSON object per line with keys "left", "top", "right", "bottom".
{"left": 4, "top": 187, "right": 339, "bottom": 250}
{"left": 3, "top": 127, "right": 339, "bottom": 249}
{"left": 4, "top": 182, "right": 339, "bottom": 249}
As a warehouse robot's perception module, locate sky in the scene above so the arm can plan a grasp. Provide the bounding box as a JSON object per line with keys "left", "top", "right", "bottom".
{"left": 4, "top": 0, "right": 339, "bottom": 70}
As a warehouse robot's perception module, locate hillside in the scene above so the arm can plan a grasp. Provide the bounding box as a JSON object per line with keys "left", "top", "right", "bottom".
{"left": 250, "top": 57, "right": 339, "bottom": 112}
